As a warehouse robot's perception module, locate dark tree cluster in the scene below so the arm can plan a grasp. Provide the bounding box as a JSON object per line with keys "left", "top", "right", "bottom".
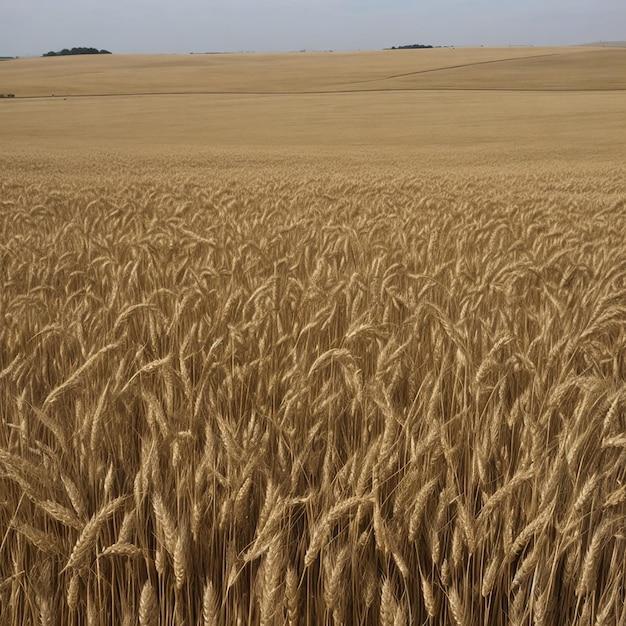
{"left": 390, "top": 44, "right": 434, "bottom": 49}
{"left": 43, "top": 47, "right": 111, "bottom": 57}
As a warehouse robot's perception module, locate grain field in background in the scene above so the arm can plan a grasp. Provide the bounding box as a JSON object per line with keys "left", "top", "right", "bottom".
{"left": 1, "top": 48, "right": 626, "bottom": 625}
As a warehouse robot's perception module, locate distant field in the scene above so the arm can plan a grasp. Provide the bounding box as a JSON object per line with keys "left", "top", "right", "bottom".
{"left": 1, "top": 49, "right": 626, "bottom": 626}
{"left": 3, "top": 47, "right": 626, "bottom": 96}
{"left": 1, "top": 47, "right": 625, "bottom": 170}
{"left": 581, "top": 41, "right": 626, "bottom": 48}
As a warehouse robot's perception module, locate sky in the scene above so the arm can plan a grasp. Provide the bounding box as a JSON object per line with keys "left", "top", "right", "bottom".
{"left": 2, "top": 0, "right": 625, "bottom": 57}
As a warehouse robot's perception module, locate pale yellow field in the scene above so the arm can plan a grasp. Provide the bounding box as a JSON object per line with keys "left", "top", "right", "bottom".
{"left": 1, "top": 49, "right": 626, "bottom": 625}
{"left": 3, "top": 47, "right": 626, "bottom": 96}
{"left": 1, "top": 46, "right": 625, "bottom": 169}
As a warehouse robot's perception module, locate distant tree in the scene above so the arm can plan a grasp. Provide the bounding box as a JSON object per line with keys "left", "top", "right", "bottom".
{"left": 388, "top": 44, "right": 434, "bottom": 50}
{"left": 43, "top": 47, "right": 112, "bottom": 57}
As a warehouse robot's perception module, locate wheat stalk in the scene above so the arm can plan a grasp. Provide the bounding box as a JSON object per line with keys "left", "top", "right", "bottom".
{"left": 139, "top": 581, "right": 159, "bottom": 626}
{"left": 64, "top": 495, "right": 128, "bottom": 573}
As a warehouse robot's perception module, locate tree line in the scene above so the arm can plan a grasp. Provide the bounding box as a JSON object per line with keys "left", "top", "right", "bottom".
{"left": 389, "top": 44, "right": 434, "bottom": 50}
{"left": 43, "top": 47, "right": 111, "bottom": 57}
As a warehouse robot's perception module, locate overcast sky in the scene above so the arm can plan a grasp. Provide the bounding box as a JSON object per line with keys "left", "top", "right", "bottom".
{"left": 2, "top": 0, "right": 625, "bottom": 57}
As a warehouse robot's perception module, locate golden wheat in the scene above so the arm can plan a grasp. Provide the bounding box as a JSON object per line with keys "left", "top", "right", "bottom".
{"left": 2, "top": 46, "right": 626, "bottom": 625}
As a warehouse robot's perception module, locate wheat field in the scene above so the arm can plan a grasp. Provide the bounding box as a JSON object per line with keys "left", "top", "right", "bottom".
{"left": 1, "top": 48, "right": 626, "bottom": 625}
